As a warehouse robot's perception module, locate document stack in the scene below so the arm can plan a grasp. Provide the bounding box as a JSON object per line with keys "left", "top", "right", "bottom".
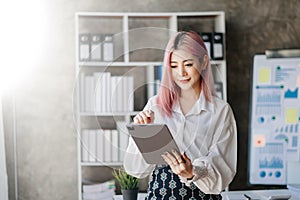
{"left": 82, "top": 179, "right": 116, "bottom": 200}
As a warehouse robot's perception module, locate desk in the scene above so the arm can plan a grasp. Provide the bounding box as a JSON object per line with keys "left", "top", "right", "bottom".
{"left": 114, "top": 190, "right": 299, "bottom": 200}
{"left": 221, "top": 189, "right": 299, "bottom": 200}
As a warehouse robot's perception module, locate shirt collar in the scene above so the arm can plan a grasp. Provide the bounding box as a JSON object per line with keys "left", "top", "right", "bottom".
{"left": 172, "top": 92, "right": 215, "bottom": 115}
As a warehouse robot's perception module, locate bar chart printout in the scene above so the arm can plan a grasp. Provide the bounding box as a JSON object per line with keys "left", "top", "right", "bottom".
{"left": 249, "top": 54, "right": 300, "bottom": 185}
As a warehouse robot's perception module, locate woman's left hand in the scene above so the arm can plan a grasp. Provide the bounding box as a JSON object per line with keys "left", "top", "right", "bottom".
{"left": 162, "top": 150, "right": 194, "bottom": 179}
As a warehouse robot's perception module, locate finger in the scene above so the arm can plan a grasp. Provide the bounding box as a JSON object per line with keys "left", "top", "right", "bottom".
{"left": 164, "top": 152, "right": 178, "bottom": 165}
{"left": 182, "top": 152, "right": 191, "bottom": 164}
{"left": 133, "top": 116, "right": 139, "bottom": 124}
{"left": 145, "top": 110, "right": 153, "bottom": 117}
{"left": 139, "top": 112, "right": 150, "bottom": 124}
{"left": 172, "top": 149, "right": 185, "bottom": 164}
{"left": 134, "top": 114, "right": 143, "bottom": 124}
{"left": 145, "top": 110, "right": 154, "bottom": 123}
{"left": 161, "top": 152, "right": 174, "bottom": 166}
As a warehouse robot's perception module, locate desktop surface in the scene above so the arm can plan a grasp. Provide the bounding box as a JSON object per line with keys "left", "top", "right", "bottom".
{"left": 221, "top": 189, "right": 298, "bottom": 200}
{"left": 114, "top": 189, "right": 299, "bottom": 200}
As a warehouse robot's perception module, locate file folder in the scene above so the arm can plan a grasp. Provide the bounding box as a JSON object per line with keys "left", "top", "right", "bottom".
{"left": 79, "top": 34, "right": 91, "bottom": 61}
{"left": 90, "top": 34, "right": 102, "bottom": 61}
{"left": 213, "top": 32, "right": 224, "bottom": 60}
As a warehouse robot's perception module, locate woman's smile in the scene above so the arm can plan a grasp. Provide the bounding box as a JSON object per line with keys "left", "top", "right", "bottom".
{"left": 179, "top": 77, "right": 191, "bottom": 83}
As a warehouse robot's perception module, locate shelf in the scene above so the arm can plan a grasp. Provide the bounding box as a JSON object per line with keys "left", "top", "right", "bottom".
{"left": 80, "top": 111, "right": 140, "bottom": 116}
{"left": 81, "top": 162, "right": 123, "bottom": 166}
{"left": 78, "top": 61, "right": 163, "bottom": 67}
{"left": 76, "top": 11, "right": 227, "bottom": 200}
{"left": 76, "top": 11, "right": 224, "bottom": 17}
{"left": 78, "top": 61, "right": 224, "bottom": 67}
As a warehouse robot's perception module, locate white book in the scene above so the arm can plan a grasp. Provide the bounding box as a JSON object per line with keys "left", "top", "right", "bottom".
{"left": 82, "top": 179, "right": 115, "bottom": 193}
{"left": 122, "top": 77, "right": 129, "bottom": 112}
{"left": 103, "top": 129, "right": 112, "bottom": 162}
{"left": 99, "top": 73, "right": 106, "bottom": 113}
{"left": 90, "top": 76, "right": 95, "bottom": 113}
{"left": 111, "top": 130, "right": 119, "bottom": 162}
{"left": 85, "top": 76, "right": 94, "bottom": 112}
{"left": 106, "top": 73, "right": 111, "bottom": 113}
{"left": 93, "top": 73, "right": 103, "bottom": 113}
{"left": 81, "top": 129, "right": 89, "bottom": 162}
{"left": 96, "top": 129, "right": 104, "bottom": 162}
{"left": 88, "top": 130, "right": 97, "bottom": 162}
{"left": 147, "top": 65, "right": 155, "bottom": 99}
{"left": 116, "top": 76, "right": 123, "bottom": 112}
{"left": 101, "top": 72, "right": 111, "bottom": 113}
{"left": 82, "top": 188, "right": 115, "bottom": 200}
{"left": 110, "top": 76, "right": 118, "bottom": 112}
{"left": 84, "top": 76, "right": 90, "bottom": 112}
{"left": 80, "top": 73, "right": 85, "bottom": 112}
{"left": 128, "top": 76, "right": 134, "bottom": 112}
{"left": 102, "top": 73, "right": 107, "bottom": 113}
{"left": 116, "top": 121, "right": 129, "bottom": 162}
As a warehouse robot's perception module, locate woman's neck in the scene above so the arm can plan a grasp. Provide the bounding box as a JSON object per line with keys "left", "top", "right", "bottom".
{"left": 179, "top": 87, "right": 201, "bottom": 115}
{"left": 180, "top": 86, "right": 201, "bottom": 101}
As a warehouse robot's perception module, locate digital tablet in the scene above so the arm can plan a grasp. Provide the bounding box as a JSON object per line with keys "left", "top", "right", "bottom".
{"left": 126, "top": 124, "right": 180, "bottom": 164}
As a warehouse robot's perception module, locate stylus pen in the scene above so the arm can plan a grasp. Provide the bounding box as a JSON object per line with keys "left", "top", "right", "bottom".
{"left": 244, "top": 194, "right": 252, "bottom": 200}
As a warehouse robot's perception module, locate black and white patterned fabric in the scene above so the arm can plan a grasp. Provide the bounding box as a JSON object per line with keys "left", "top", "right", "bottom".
{"left": 145, "top": 165, "right": 222, "bottom": 200}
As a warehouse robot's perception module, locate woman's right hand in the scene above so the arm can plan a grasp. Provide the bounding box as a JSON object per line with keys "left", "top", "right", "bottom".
{"left": 133, "top": 110, "right": 154, "bottom": 124}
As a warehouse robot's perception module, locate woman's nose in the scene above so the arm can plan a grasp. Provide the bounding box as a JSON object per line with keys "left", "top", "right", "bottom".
{"left": 178, "top": 65, "right": 187, "bottom": 76}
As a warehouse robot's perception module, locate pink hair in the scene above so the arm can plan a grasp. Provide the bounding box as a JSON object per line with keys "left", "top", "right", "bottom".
{"left": 156, "top": 31, "right": 216, "bottom": 117}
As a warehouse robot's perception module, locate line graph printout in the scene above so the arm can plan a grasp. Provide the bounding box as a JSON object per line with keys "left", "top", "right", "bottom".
{"left": 249, "top": 55, "right": 300, "bottom": 185}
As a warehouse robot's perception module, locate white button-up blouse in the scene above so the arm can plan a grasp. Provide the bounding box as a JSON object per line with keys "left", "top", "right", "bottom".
{"left": 124, "top": 92, "right": 237, "bottom": 194}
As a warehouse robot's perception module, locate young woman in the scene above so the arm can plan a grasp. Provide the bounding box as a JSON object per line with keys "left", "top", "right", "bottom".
{"left": 124, "top": 31, "right": 237, "bottom": 199}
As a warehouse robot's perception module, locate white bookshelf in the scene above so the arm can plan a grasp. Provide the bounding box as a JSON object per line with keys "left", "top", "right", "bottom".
{"left": 75, "top": 11, "right": 227, "bottom": 200}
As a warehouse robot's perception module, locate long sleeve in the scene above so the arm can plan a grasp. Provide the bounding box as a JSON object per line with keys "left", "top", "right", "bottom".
{"left": 123, "top": 138, "right": 155, "bottom": 178}
{"left": 181, "top": 104, "right": 237, "bottom": 194}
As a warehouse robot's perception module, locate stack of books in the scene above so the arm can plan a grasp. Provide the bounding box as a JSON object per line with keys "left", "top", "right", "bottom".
{"left": 81, "top": 121, "right": 129, "bottom": 163}
{"left": 80, "top": 72, "right": 134, "bottom": 113}
{"left": 82, "top": 179, "right": 116, "bottom": 200}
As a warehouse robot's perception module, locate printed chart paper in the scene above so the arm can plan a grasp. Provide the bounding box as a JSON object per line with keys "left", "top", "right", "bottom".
{"left": 249, "top": 55, "right": 300, "bottom": 185}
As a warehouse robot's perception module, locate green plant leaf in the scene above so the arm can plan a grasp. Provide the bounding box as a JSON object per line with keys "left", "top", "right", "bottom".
{"left": 112, "top": 168, "right": 140, "bottom": 190}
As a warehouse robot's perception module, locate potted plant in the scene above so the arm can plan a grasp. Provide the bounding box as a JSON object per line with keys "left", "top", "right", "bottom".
{"left": 112, "top": 168, "right": 140, "bottom": 200}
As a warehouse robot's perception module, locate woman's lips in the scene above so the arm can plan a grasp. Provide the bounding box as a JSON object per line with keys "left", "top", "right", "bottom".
{"left": 179, "top": 78, "right": 191, "bottom": 83}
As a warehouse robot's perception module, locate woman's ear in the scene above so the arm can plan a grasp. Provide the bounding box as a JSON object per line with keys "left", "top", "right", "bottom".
{"left": 202, "top": 55, "right": 209, "bottom": 71}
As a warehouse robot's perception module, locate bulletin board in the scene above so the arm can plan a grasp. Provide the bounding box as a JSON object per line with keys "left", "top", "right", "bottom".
{"left": 249, "top": 54, "right": 300, "bottom": 185}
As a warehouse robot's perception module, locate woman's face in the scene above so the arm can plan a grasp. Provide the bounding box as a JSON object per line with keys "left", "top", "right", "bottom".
{"left": 170, "top": 49, "right": 202, "bottom": 92}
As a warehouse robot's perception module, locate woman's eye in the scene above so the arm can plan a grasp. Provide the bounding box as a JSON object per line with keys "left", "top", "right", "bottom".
{"left": 185, "top": 63, "right": 193, "bottom": 67}
{"left": 170, "top": 65, "right": 177, "bottom": 68}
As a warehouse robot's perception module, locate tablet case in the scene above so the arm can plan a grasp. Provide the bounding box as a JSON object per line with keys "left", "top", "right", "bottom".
{"left": 126, "top": 124, "right": 180, "bottom": 164}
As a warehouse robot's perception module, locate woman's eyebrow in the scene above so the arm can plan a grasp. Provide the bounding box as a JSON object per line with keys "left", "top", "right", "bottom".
{"left": 183, "top": 59, "right": 193, "bottom": 62}
{"left": 171, "top": 59, "right": 193, "bottom": 63}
